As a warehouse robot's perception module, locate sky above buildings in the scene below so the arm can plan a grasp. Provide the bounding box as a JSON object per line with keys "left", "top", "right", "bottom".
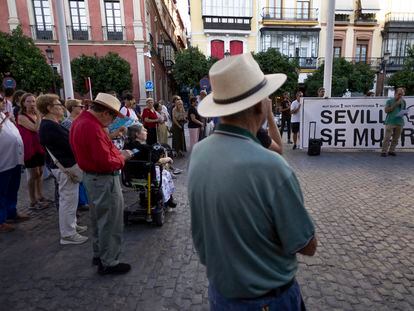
{"left": 177, "top": 0, "right": 191, "bottom": 32}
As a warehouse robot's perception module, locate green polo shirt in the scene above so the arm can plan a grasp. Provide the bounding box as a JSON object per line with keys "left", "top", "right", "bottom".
{"left": 188, "top": 124, "right": 315, "bottom": 299}
{"left": 384, "top": 97, "right": 406, "bottom": 126}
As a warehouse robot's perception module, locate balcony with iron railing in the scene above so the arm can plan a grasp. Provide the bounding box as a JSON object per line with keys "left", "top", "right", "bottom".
{"left": 318, "top": 57, "right": 382, "bottom": 68}
{"left": 354, "top": 12, "right": 377, "bottom": 25}
{"left": 102, "top": 26, "right": 125, "bottom": 41}
{"left": 31, "top": 25, "right": 55, "bottom": 41}
{"left": 289, "top": 57, "right": 318, "bottom": 69}
{"left": 384, "top": 12, "right": 414, "bottom": 30}
{"left": 335, "top": 13, "right": 351, "bottom": 25}
{"left": 385, "top": 12, "right": 414, "bottom": 23}
{"left": 386, "top": 56, "right": 406, "bottom": 71}
{"left": 261, "top": 7, "right": 319, "bottom": 25}
{"left": 66, "top": 26, "right": 90, "bottom": 41}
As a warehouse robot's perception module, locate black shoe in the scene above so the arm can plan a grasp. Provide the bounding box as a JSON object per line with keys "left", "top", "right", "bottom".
{"left": 92, "top": 257, "right": 101, "bottom": 266}
{"left": 287, "top": 140, "right": 293, "bottom": 144}
{"left": 388, "top": 152, "right": 396, "bottom": 156}
{"left": 167, "top": 198, "right": 177, "bottom": 208}
{"left": 380, "top": 153, "right": 387, "bottom": 157}
{"left": 293, "top": 144, "right": 297, "bottom": 150}
{"left": 98, "top": 263, "right": 131, "bottom": 275}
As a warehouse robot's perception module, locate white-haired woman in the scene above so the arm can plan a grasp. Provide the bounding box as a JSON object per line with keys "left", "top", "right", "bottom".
{"left": 37, "top": 94, "right": 88, "bottom": 245}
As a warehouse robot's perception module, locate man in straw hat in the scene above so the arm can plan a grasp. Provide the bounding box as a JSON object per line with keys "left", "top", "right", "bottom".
{"left": 70, "top": 93, "right": 133, "bottom": 275}
{"left": 188, "top": 53, "right": 317, "bottom": 309}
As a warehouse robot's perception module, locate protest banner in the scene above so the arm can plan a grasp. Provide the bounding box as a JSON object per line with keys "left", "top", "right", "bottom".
{"left": 301, "top": 97, "right": 414, "bottom": 149}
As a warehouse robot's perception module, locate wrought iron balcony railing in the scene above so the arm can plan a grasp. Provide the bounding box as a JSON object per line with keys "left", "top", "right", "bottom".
{"left": 335, "top": 14, "right": 350, "bottom": 22}
{"left": 262, "top": 7, "right": 318, "bottom": 22}
{"left": 318, "top": 57, "right": 382, "bottom": 67}
{"left": 102, "top": 26, "right": 125, "bottom": 41}
{"left": 355, "top": 13, "right": 377, "bottom": 24}
{"left": 291, "top": 57, "right": 318, "bottom": 69}
{"left": 385, "top": 12, "right": 414, "bottom": 23}
{"left": 31, "top": 25, "right": 55, "bottom": 41}
{"left": 67, "top": 26, "right": 90, "bottom": 41}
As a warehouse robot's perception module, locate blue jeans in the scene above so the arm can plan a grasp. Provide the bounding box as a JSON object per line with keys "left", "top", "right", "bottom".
{"left": 78, "top": 182, "right": 89, "bottom": 206}
{"left": 208, "top": 280, "right": 306, "bottom": 311}
{"left": 0, "top": 165, "right": 22, "bottom": 224}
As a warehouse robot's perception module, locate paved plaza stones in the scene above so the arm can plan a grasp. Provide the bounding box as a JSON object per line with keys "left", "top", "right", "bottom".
{"left": 0, "top": 148, "right": 413, "bottom": 310}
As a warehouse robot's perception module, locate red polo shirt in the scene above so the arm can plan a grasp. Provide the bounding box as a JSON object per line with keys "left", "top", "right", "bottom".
{"left": 70, "top": 111, "right": 125, "bottom": 173}
{"left": 142, "top": 108, "right": 158, "bottom": 128}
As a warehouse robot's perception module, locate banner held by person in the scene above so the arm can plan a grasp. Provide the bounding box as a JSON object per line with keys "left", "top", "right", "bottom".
{"left": 301, "top": 97, "right": 414, "bottom": 149}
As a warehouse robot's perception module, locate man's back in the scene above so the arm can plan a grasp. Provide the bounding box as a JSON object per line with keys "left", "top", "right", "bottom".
{"left": 188, "top": 124, "right": 315, "bottom": 299}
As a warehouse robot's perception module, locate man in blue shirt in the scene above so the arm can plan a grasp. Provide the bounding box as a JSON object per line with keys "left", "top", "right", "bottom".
{"left": 188, "top": 53, "right": 317, "bottom": 310}
{"left": 381, "top": 88, "right": 406, "bottom": 157}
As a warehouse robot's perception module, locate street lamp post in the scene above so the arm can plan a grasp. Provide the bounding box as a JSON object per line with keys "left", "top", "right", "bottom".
{"left": 381, "top": 51, "right": 391, "bottom": 97}
{"left": 45, "top": 46, "right": 56, "bottom": 94}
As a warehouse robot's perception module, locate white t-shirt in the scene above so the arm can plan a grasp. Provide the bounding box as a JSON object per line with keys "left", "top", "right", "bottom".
{"left": 120, "top": 107, "right": 138, "bottom": 121}
{"left": 161, "top": 105, "right": 171, "bottom": 127}
{"left": 0, "top": 112, "right": 24, "bottom": 172}
{"left": 290, "top": 99, "right": 301, "bottom": 123}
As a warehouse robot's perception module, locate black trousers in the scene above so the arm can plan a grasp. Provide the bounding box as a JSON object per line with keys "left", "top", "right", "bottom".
{"left": 146, "top": 127, "right": 157, "bottom": 145}
{"left": 280, "top": 115, "right": 291, "bottom": 140}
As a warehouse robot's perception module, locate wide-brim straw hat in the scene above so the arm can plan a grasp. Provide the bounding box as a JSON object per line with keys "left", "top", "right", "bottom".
{"left": 93, "top": 92, "right": 124, "bottom": 118}
{"left": 198, "top": 53, "right": 287, "bottom": 117}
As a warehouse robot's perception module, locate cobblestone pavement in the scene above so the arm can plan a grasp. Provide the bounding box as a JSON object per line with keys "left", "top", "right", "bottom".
{"left": 1, "top": 146, "right": 413, "bottom": 310}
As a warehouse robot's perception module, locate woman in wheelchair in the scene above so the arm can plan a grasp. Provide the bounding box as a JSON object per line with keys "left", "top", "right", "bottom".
{"left": 124, "top": 124, "right": 177, "bottom": 209}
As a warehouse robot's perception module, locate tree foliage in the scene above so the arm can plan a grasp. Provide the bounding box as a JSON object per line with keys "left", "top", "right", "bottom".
{"left": 0, "top": 26, "right": 57, "bottom": 93}
{"left": 253, "top": 48, "right": 299, "bottom": 97}
{"left": 71, "top": 52, "right": 132, "bottom": 95}
{"left": 304, "top": 58, "right": 375, "bottom": 97}
{"left": 173, "top": 47, "right": 209, "bottom": 89}
{"left": 388, "top": 45, "right": 414, "bottom": 95}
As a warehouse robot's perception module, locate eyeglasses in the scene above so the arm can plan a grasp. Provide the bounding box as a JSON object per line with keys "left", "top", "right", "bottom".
{"left": 107, "top": 110, "right": 118, "bottom": 120}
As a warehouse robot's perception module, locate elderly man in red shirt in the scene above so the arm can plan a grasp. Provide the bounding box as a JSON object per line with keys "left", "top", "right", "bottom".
{"left": 70, "top": 93, "right": 133, "bottom": 275}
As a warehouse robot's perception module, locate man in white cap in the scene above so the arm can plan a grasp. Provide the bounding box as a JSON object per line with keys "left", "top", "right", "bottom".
{"left": 188, "top": 53, "right": 317, "bottom": 309}
{"left": 70, "top": 93, "right": 132, "bottom": 275}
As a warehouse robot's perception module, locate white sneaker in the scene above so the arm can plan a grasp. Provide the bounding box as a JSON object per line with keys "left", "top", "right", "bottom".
{"left": 60, "top": 233, "right": 88, "bottom": 245}
{"left": 172, "top": 168, "right": 183, "bottom": 175}
{"left": 76, "top": 225, "right": 88, "bottom": 234}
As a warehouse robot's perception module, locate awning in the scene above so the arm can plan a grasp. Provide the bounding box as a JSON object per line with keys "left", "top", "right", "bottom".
{"left": 335, "top": 0, "right": 353, "bottom": 14}
{"left": 360, "top": 0, "right": 381, "bottom": 14}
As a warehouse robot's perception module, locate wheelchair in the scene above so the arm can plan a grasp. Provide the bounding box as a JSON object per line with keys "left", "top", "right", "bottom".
{"left": 121, "top": 156, "right": 167, "bottom": 226}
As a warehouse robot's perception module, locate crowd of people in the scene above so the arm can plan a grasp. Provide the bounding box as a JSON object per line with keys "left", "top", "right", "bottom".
{"left": 0, "top": 53, "right": 408, "bottom": 307}
{"left": 0, "top": 87, "right": 192, "bottom": 275}
{"left": 0, "top": 81, "right": 310, "bottom": 239}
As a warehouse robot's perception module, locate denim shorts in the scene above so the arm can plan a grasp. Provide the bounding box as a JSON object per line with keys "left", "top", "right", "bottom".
{"left": 208, "top": 280, "right": 306, "bottom": 311}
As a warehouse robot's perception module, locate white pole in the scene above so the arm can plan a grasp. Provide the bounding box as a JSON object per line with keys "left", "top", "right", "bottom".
{"left": 56, "top": 0, "right": 74, "bottom": 99}
{"left": 323, "top": 0, "right": 336, "bottom": 98}
{"left": 88, "top": 77, "right": 93, "bottom": 100}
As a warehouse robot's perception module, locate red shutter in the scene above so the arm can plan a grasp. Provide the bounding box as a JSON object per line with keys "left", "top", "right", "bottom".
{"left": 211, "top": 40, "right": 224, "bottom": 59}
{"left": 230, "top": 40, "right": 243, "bottom": 55}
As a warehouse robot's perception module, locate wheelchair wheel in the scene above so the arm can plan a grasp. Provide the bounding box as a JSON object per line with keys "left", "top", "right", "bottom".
{"left": 154, "top": 209, "right": 165, "bottom": 226}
